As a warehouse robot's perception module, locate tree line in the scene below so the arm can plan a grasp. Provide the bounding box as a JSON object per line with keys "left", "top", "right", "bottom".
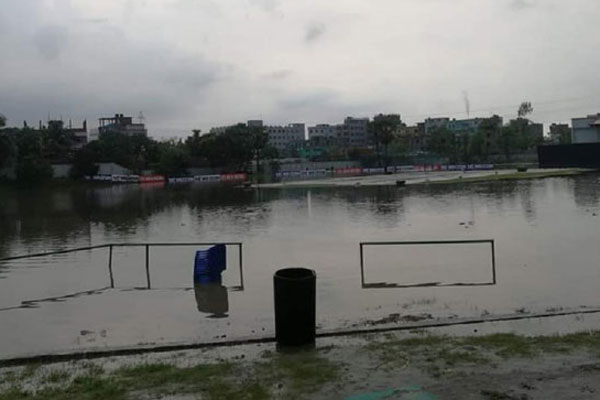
{"left": 0, "top": 118, "right": 277, "bottom": 183}
{"left": 0, "top": 102, "right": 551, "bottom": 184}
{"left": 325, "top": 103, "right": 548, "bottom": 170}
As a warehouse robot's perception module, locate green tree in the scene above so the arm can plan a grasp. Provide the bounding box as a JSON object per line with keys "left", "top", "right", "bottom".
{"left": 90, "top": 131, "right": 157, "bottom": 173}
{"left": 42, "top": 121, "right": 73, "bottom": 161}
{"left": 428, "top": 127, "right": 457, "bottom": 161}
{"left": 154, "top": 139, "right": 189, "bottom": 176}
{"left": 0, "top": 116, "right": 16, "bottom": 169}
{"left": 476, "top": 115, "right": 502, "bottom": 160}
{"left": 249, "top": 125, "right": 269, "bottom": 182}
{"left": 193, "top": 124, "right": 253, "bottom": 171}
{"left": 372, "top": 114, "right": 402, "bottom": 172}
{"left": 500, "top": 125, "right": 517, "bottom": 161}
{"left": 70, "top": 146, "right": 99, "bottom": 178}
{"left": 559, "top": 130, "right": 571, "bottom": 144}
{"left": 518, "top": 101, "right": 533, "bottom": 118}
{"left": 14, "top": 128, "right": 53, "bottom": 183}
{"left": 16, "top": 156, "right": 53, "bottom": 183}
{"left": 469, "top": 131, "right": 485, "bottom": 161}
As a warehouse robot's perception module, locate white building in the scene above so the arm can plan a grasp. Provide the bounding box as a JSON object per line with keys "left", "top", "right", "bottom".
{"left": 98, "top": 114, "right": 147, "bottom": 137}
{"left": 307, "top": 117, "right": 370, "bottom": 148}
{"left": 572, "top": 114, "right": 600, "bottom": 143}
{"left": 423, "top": 117, "right": 450, "bottom": 134}
{"left": 308, "top": 124, "right": 337, "bottom": 140}
{"left": 266, "top": 123, "right": 306, "bottom": 151}
{"left": 339, "top": 117, "right": 370, "bottom": 147}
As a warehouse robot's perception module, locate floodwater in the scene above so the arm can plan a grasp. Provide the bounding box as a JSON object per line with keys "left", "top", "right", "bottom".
{"left": 1, "top": 173, "right": 600, "bottom": 358}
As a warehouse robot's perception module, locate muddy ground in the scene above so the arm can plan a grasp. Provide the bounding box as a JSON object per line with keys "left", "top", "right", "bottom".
{"left": 1, "top": 328, "right": 600, "bottom": 399}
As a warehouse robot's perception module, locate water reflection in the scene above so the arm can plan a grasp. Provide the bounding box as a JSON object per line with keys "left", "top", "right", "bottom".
{"left": 573, "top": 174, "right": 600, "bottom": 210}
{"left": 194, "top": 283, "right": 228, "bottom": 318}
{"left": 3, "top": 174, "right": 600, "bottom": 357}
{"left": 1, "top": 174, "right": 600, "bottom": 259}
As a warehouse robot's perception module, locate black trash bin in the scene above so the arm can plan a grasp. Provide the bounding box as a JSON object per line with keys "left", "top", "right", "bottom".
{"left": 273, "top": 268, "right": 316, "bottom": 346}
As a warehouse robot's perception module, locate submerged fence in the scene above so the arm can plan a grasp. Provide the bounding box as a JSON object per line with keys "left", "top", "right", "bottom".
{"left": 359, "top": 239, "right": 496, "bottom": 288}
{"left": 0, "top": 242, "right": 244, "bottom": 293}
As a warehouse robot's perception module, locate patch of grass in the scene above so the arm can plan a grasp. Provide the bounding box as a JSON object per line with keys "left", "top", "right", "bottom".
{"left": 0, "top": 371, "right": 17, "bottom": 385}
{"left": 116, "top": 361, "right": 238, "bottom": 397}
{"left": 255, "top": 350, "right": 340, "bottom": 397}
{"left": 466, "top": 331, "right": 600, "bottom": 358}
{"left": 436, "top": 348, "right": 490, "bottom": 366}
{"left": 43, "top": 370, "right": 70, "bottom": 384}
{"left": 366, "top": 331, "right": 600, "bottom": 376}
{"left": 61, "top": 374, "right": 126, "bottom": 399}
{"left": 19, "top": 363, "right": 40, "bottom": 380}
{"left": 0, "top": 375, "right": 126, "bottom": 400}
{"left": 0, "top": 361, "right": 266, "bottom": 400}
{"left": 79, "top": 362, "right": 104, "bottom": 377}
{"left": 0, "top": 387, "right": 29, "bottom": 400}
{"left": 466, "top": 334, "right": 535, "bottom": 358}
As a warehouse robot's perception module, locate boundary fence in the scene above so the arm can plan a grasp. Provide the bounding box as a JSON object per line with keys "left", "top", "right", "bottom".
{"left": 0, "top": 242, "right": 244, "bottom": 311}
{"left": 359, "top": 239, "right": 496, "bottom": 288}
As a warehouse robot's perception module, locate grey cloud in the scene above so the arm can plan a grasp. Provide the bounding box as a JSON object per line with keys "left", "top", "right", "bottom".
{"left": 263, "top": 69, "right": 293, "bottom": 80}
{"left": 305, "top": 22, "right": 326, "bottom": 43}
{"left": 163, "top": 58, "right": 223, "bottom": 90}
{"left": 171, "top": 0, "right": 222, "bottom": 17}
{"left": 2, "top": 18, "right": 226, "bottom": 131}
{"left": 248, "top": 0, "right": 279, "bottom": 13}
{"left": 75, "top": 18, "right": 109, "bottom": 24}
{"left": 33, "top": 25, "right": 68, "bottom": 60}
{"left": 273, "top": 89, "right": 386, "bottom": 125}
{"left": 280, "top": 90, "right": 338, "bottom": 110}
{"left": 510, "top": 0, "right": 535, "bottom": 10}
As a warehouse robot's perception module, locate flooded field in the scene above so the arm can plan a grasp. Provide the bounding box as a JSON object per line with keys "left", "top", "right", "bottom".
{"left": 1, "top": 173, "right": 600, "bottom": 358}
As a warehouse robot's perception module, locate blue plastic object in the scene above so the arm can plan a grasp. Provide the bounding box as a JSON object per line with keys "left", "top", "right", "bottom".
{"left": 194, "top": 245, "right": 226, "bottom": 284}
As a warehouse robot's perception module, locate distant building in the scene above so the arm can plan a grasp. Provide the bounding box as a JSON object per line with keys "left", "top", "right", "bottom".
{"left": 266, "top": 123, "right": 306, "bottom": 152}
{"left": 47, "top": 119, "right": 88, "bottom": 149}
{"left": 571, "top": 113, "right": 600, "bottom": 143}
{"left": 423, "top": 117, "right": 450, "bottom": 134}
{"left": 447, "top": 118, "right": 485, "bottom": 134}
{"left": 339, "top": 117, "right": 370, "bottom": 148}
{"left": 508, "top": 118, "right": 544, "bottom": 146}
{"left": 307, "top": 117, "right": 370, "bottom": 149}
{"left": 247, "top": 120, "right": 264, "bottom": 128}
{"left": 98, "top": 114, "right": 147, "bottom": 137}
{"left": 528, "top": 122, "right": 544, "bottom": 142}
{"left": 549, "top": 123, "right": 571, "bottom": 144}
{"left": 398, "top": 125, "right": 426, "bottom": 153}
{"left": 308, "top": 124, "right": 337, "bottom": 140}
{"left": 211, "top": 120, "right": 306, "bottom": 153}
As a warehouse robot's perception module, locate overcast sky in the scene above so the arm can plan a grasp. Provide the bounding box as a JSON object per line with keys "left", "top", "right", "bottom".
{"left": 1, "top": 0, "right": 599, "bottom": 138}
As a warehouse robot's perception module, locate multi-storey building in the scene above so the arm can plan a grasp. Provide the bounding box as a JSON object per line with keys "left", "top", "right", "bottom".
{"left": 98, "top": 114, "right": 147, "bottom": 137}
{"left": 423, "top": 117, "right": 450, "bottom": 134}
{"left": 46, "top": 119, "right": 88, "bottom": 149}
{"left": 549, "top": 123, "right": 571, "bottom": 144}
{"left": 266, "top": 123, "right": 306, "bottom": 152}
{"left": 447, "top": 118, "right": 484, "bottom": 134}
{"left": 307, "top": 117, "right": 371, "bottom": 149}
{"left": 398, "top": 125, "right": 426, "bottom": 153}
{"left": 338, "top": 117, "right": 370, "bottom": 148}
{"left": 308, "top": 124, "right": 337, "bottom": 140}
{"left": 571, "top": 114, "right": 600, "bottom": 143}
{"left": 209, "top": 120, "right": 306, "bottom": 152}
